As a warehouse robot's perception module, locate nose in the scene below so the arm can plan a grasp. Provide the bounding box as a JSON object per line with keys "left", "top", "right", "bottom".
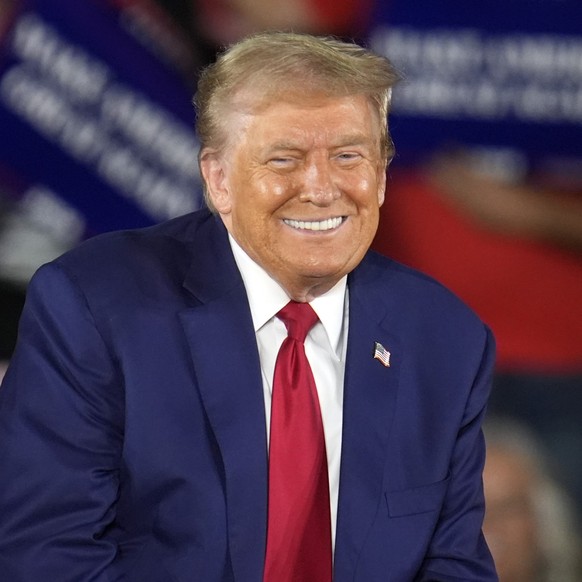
{"left": 299, "top": 156, "right": 340, "bottom": 205}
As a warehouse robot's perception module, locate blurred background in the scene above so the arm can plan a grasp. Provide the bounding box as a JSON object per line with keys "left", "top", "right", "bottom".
{"left": 0, "top": 1, "right": 581, "bottom": 578}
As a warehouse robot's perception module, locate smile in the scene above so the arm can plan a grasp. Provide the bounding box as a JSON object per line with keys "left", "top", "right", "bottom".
{"left": 283, "top": 217, "right": 344, "bottom": 231}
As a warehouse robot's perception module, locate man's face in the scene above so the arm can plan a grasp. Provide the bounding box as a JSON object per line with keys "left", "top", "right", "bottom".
{"left": 201, "top": 92, "right": 387, "bottom": 299}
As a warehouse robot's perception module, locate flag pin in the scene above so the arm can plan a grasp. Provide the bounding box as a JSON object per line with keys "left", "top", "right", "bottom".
{"left": 373, "top": 342, "right": 391, "bottom": 367}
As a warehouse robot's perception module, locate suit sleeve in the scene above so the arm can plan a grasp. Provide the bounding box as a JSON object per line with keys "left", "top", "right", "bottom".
{"left": 0, "top": 262, "right": 124, "bottom": 581}
{"left": 416, "top": 326, "right": 498, "bottom": 582}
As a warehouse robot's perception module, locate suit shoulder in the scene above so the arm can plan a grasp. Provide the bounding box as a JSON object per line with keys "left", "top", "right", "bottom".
{"left": 358, "top": 250, "right": 486, "bottom": 330}
{"left": 30, "top": 209, "right": 217, "bottom": 304}
{"left": 355, "top": 251, "right": 494, "bottom": 375}
{"left": 57, "top": 209, "right": 211, "bottom": 267}
{"left": 46, "top": 209, "right": 218, "bottom": 282}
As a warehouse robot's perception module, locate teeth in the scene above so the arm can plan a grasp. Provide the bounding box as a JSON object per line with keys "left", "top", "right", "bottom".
{"left": 284, "top": 217, "right": 343, "bottom": 231}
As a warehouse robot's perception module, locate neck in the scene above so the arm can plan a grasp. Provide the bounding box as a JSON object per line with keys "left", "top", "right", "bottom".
{"left": 277, "top": 276, "right": 340, "bottom": 303}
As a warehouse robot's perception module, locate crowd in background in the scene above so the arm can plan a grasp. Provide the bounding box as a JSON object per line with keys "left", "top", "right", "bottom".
{"left": 0, "top": 1, "right": 581, "bottom": 579}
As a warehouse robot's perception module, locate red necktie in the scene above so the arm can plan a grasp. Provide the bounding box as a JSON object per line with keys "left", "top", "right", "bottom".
{"left": 263, "top": 301, "right": 333, "bottom": 582}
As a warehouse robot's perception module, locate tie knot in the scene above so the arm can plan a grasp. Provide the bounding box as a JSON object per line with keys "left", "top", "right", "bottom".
{"left": 277, "top": 301, "right": 318, "bottom": 343}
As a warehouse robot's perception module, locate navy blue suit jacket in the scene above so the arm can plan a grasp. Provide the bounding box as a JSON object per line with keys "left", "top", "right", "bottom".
{"left": 0, "top": 209, "right": 497, "bottom": 581}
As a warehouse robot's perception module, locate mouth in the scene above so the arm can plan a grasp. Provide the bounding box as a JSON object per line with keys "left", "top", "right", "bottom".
{"left": 283, "top": 216, "right": 345, "bottom": 232}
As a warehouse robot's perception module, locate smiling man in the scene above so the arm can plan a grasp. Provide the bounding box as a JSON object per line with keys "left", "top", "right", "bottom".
{"left": 0, "top": 33, "right": 498, "bottom": 581}
{"left": 201, "top": 92, "right": 386, "bottom": 302}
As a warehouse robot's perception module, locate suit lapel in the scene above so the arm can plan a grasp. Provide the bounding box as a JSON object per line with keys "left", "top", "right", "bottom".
{"left": 334, "top": 258, "right": 402, "bottom": 580}
{"left": 179, "top": 214, "right": 268, "bottom": 582}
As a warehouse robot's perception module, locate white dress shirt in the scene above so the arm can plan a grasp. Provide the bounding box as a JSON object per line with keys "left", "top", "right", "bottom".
{"left": 229, "top": 235, "right": 348, "bottom": 551}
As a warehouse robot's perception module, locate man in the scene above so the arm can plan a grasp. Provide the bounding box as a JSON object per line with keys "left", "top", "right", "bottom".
{"left": 0, "top": 32, "right": 497, "bottom": 581}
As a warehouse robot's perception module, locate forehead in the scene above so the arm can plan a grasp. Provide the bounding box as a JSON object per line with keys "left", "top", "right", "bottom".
{"left": 227, "top": 91, "right": 382, "bottom": 148}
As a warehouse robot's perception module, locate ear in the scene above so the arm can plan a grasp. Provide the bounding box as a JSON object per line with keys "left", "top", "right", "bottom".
{"left": 200, "top": 148, "right": 232, "bottom": 215}
{"left": 377, "top": 167, "right": 387, "bottom": 207}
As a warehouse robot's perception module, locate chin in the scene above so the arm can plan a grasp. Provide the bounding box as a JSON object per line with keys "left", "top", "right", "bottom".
{"left": 283, "top": 249, "right": 359, "bottom": 278}
{"left": 297, "top": 263, "right": 349, "bottom": 281}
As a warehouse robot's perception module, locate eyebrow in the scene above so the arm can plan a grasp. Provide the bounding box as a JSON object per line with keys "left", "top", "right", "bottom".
{"left": 264, "top": 141, "right": 304, "bottom": 153}
{"left": 332, "top": 134, "right": 376, "bottom": 149}
{"left": 264, "top": 134, "right": 375, "bottom": 154}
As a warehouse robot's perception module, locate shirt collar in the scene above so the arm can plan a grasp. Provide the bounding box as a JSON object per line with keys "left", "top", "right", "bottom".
{"left": 229, "top": 234, "right": 347, "bottom": 358}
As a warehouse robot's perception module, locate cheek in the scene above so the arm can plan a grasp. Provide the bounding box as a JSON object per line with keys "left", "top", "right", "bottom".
{"left": 271, "top": 182, "right": 290, "bottom": 198}
{"left": 255, "top": 179, "right": 288, "bottom": 199}
{"left": 265, "top": 172, "right": 301, "bottom": 198}
{"left": 344, "top": 170, "right": 383, "bottom": 204}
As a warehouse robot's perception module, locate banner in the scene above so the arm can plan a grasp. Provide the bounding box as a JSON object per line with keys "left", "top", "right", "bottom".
{"left": 369, "top": 0, "right": 582, "bottom": 181}
{"left": 0, "top": 0, "right": 203, "bottom": 244}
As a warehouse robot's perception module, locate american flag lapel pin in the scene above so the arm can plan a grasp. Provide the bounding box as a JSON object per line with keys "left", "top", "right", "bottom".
{"left": 373, "top": 342, "right": 391, "bottom": 367}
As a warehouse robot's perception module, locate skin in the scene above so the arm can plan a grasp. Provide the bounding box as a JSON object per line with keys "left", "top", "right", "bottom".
{"left": 428, "top": 151, "right": 582, "bottom": 253}
{"left": 483, "top": 446, "right": 542, "bottom": 582}
{"left": 200, "top": 92, "right": 387, "bottom": 302}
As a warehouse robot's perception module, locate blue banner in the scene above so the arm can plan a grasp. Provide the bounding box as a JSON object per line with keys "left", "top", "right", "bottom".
{"left": 369, "top": 0, "right": 582, "bottom": 181}
{"left": 0, "top": 0, "right": 203, "bottom": 241}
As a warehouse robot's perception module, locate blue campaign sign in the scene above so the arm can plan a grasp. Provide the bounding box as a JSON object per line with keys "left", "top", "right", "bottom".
{"left": 0, "top": 0, "right": 204, "bottom": 239}
{"left": 368, "top": 0, "right": 582, "bottom": 179}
